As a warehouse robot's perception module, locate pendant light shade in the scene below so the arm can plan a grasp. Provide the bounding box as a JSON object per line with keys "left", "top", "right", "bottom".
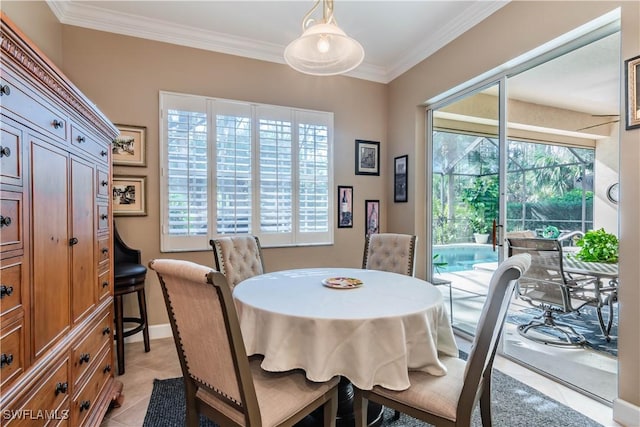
{"left": 284, "top": 0, "right": 364, "bottom": 76}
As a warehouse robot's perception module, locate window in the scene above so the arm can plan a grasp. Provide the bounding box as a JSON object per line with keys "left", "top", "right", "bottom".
{"left": 160, "top": 92, "right": 333, "bottom": 251}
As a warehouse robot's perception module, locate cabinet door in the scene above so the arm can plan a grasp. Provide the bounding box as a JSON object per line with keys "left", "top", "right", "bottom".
{"left": 31, "top": 141, "right": 70, "bottom": 358}
{"left": 70, "top": 157, "right": 96, "bottom": 323}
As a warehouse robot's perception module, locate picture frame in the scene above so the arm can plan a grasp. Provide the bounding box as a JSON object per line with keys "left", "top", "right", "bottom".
{"left": 113, "top": 175, "right": 147, "bottom": 216}
{"left": 365, "top": 199, "right": 380, "bottom": 236}
{"left": 113, "top": 124, "right": 147, "bottom": 166}
{"left": 625, "top": 54, "right": 640, "bottom": 130}
{"left": 337, "top": 186, "right": 354, "bottom": 228}
{"left": 394, "top": 154, "right": 408, "bottom": 203}
{"left": 355, "top": 140, "right": 380, "bottom": 176}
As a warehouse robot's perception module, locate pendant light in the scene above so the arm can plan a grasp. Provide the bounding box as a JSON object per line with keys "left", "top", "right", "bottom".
{"left": 284, "top": 0, "right": 364, "bottom": 76}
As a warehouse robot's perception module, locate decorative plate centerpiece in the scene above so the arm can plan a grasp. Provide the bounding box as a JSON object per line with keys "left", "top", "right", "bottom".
{"left": 322, "top": 277, "right": 363, "bottom": 289}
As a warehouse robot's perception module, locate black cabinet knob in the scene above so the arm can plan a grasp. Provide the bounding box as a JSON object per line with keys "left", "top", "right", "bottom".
{"left": 0, "top": 216, "right": 11, "bottom": 227}
{"left": 52, "top": 119, "right": 63, "bottom": 129}
{"left": 76, "top": 135, "right": 86, "bottom": 143}
{"left": 103, "top": 364, "right": 112, "bottom": 374}
{"left": 55, "top": 382, "right": 68, "bottom": 395}
{"left": 101, "top": 214, "right": 108, "bottom": 220}
{"left": 1, "top": 353, "right": 14, "bottom": 368}
{"left": 0, "top": 285, "right": 14, "bottom": 298}
{"left": 69, "top": 237, "right": 79, "bottom": 246}
{"left": 102, "top": 326, "right": 111, "bottom": 335}
{"left": 0, "top": 146, "right": 11, "bottom": 157}
{"left": 102, "top": 281, "right": 109, "bottom": 288}
{"left": 79, "top": 400, "right": 91, "bottom": 412}
{"left": 79, "top": 353, "right": 90, "bottom": 364}
{"left": 0, "top": 84, "right": 10, "bottom": 96}
{"left": 100, "top": 150, "right": 108, "bottom": 157}
{"left": 101, "top": 180, "right": 109, "bottom": 187}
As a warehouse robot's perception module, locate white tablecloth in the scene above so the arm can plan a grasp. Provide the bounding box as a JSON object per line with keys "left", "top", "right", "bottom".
{"left": 233, "top": 268, "right": 458, "bottom": 391}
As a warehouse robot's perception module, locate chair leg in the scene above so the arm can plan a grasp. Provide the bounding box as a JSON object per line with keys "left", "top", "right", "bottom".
{"left": 353, "top": 390, "right": 368, "bottom": 427}
{"left": 392, "top": 410, "right": 400, "bottom": 421}
{"left": 114, "top": 294, "right": 125, "bottom": 375}
{"left": 323, "top": 388, "right": 338, "bottom": 427}
{"left": 184, "top": 379, "right": 200, "bottom": 427}
{"left": 137, "top": 287, "right": 151, "bottom": 352}
{"left": 479, "top": 375, "right": 493, "bottom": 427}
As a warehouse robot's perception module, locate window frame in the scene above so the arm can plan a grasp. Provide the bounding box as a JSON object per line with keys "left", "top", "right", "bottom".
{"left": 159, "top": 91, "right": 334, "bottom": 252}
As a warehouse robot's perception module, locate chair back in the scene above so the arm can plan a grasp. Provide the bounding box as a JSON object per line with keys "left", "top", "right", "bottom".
{"left": 210, "top": 236, "right": 265, "bottom": 288}
{"left": 114, "top": 222, "right": 141, "bottom": 265}
{"left": 457, "top": 253, "right": 530, "bottom": 417}
{"left": 362, "top": 233, "right": 417, "bottom": 276}
{"left": 507, "top": 237, "right": 573, "bottom": 311}
{"left": 149, "top": 259, "right": 261, "bottom": 425}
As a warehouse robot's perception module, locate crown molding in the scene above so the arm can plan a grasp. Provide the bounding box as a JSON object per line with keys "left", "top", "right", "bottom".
{"left": 47, "top": 0, "right": 508, "bottom": 84}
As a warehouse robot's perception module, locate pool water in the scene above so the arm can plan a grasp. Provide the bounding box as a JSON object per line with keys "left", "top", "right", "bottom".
{"left": 434, "top": 244, "right": 498, "bottom": 272}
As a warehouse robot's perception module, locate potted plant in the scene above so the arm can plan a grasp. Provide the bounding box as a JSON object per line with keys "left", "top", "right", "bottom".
{"left": 470, "top": 214, "right": 491, "bottom": 243}
{"left": 461, "top": 177, "right": 498, "bottom": 244}
{"left": 574, "top": 228, "right": 618, "bottom": 263}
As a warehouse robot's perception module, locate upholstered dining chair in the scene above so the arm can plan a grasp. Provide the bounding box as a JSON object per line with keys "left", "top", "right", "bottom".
{"left": 210, "top": 235, "right": 265, "bottom": 288}
{"left": 352, "top": 253, "right": 531, "bottom": 427}
{"left": 362, "top": 233, "right": 417, "bottom": 276}
{"left": 149, "top": 259, "right": 339, "bottom": 427}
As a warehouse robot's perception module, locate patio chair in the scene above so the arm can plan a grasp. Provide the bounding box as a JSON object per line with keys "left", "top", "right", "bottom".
{"left": 210, "top": 235, "right": 265, "bottom": 288}
{"left": 352, "top": 254, "right": 531, "bottom": 427}
{"left": 149, "top": 258, "right": 339, "bottom": 427}
{"left": 506, "top": 237, "right": 599, "bottom": 346}
{"left": 362, "top": 233, "right": 417, "bottom": 276}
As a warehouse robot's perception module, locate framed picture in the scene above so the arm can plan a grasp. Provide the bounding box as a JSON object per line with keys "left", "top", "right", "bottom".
{"left": 394, "top": 154, "right": 408, "bottom": 203}
{"left": 355, "top": 140, "right": 380, "bottom": 176}
{"left": 337, "top": 186, "right": 354, "bottom": 228}
{"left": 625, "top": 55, "right": 640, "bottom": 130}
{"left": 113, "top": 176, "right": 147, "bottom": 216}
{"left": 365, "top": 199, "right": 380, "bottom": 236}
{"left": 113, "top": 124, "right": 147, "bottom": 166}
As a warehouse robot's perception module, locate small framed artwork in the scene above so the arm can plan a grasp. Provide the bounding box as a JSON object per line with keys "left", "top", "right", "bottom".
{"left": 113, "top": 124, "right": 147, "bottom": 166}
{"left": 365, "top": 199, "right": 380, "bottom": 236}
{"left": 337, "top": 186, "right": 354, "bottom": 228}
{"left": 394, "top": 154, "right": 408, "bottom": 203}
{"left": 355, "top": 139, "right": 380, "bottom": 176}
{"left": 113, "top": 176, "right": 147, "bottom": 216}
{"left": 625, "top": 55, "right": 640, "bottom": 130}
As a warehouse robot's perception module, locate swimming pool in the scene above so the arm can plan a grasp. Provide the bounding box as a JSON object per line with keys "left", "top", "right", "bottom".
{"left": 433, "top": 244, "right": 498, "bottom": 272}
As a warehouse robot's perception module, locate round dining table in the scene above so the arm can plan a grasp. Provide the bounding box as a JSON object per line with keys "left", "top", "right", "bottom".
{"left": 233, "top": 267, "right": 458, "bottom": 425}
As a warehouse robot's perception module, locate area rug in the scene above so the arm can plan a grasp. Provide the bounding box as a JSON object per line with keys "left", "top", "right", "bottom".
{"left": 143, "top": 372, "right": 603, "bottom": 427}
{"left": 506, "top": 305, "right": 618, "bottom": 357}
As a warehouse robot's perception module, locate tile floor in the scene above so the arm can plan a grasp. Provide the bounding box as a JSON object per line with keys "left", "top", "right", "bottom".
{"left": 100, "top": 337, "right": 620, "bottom": 427}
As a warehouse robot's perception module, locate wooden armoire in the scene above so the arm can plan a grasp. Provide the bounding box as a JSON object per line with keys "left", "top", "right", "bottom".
{"left": 1, "top": 13, "right": 121, "bottom": 426}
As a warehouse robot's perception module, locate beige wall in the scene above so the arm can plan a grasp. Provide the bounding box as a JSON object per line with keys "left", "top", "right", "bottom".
{"left": 387, "top": 0, "right": 639, "bottom": 416}
{"left": 3, "top": 0, "right": 639, "bottom": 419}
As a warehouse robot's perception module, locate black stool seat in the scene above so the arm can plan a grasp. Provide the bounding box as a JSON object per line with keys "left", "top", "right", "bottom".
{"left": 113, "top": 225, "right": 150, "bottom": 375}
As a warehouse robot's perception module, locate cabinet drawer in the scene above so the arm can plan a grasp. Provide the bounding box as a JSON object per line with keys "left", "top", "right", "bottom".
{"left": 0, "top": 120, "right": 23, "bottom": 187}
{"left": 97, "top": 205, "right": 109, "bottom": 232}
{"left": 97, "top": 269, "right": 111, "bottom": 302}
{"left": 96, "top": 236, "right": 110, "bottom": 266}
{"left": 5, "top": 358, "right": 69, "bottom": 427}
{"left": 71, "top": 311, "right": 111, "bottom": 386}
{"left": 0, "top": 191, "right": 23, "bottom": 253}
{"left": 96, "top": 168, "right": 110, "bottom": 198}
{"left": 0, "top": 320, "right": 24, "bottom": 389}
{"left": 71, "top": 347, "right": 112, "bottom": 427}
{"left": 0, "top": 72, "right": 67, "bottom": 143}
{"left": 71, "top": 125, "right": 109, "bottom": 165}
{"left": 0, "top": 257, "right": 23, "bottom": 317}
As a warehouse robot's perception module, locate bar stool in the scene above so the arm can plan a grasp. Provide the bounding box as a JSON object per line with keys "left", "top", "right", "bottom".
{"left": 113, "top": 223, "right": 150, "bottom": 375}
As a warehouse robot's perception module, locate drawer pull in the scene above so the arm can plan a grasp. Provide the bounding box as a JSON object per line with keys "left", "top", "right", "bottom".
{"left": 76, "top": 135, "right": 85, "bottom": 143}
{"left": 55, "top": 382, "right": 68, "bottom": 395}
{"left": 79, "top": 353, "right": 90, "bottom": 364}
{"left": 52, "top": 119, "right": 63, "bottom": 129}
{"left": 102, "top": 281, "right": 109, "bottom": 289}
{"left": 0, "top": 216, "right": 11, "bottom": 227}
{"left": 101, "top": 247, "right": 109, "bottom": 254}
{"left": 69, "top": 237, "right": 79, "bottom": 246}
{"left": 101, "top": 214, "right": 108, "bottom": 220}
{"left": 79, "top": 400, "right": 91, "bottom": 412}
{"left": 102, "top": 326, "right": 111, "bottom": 335}
{"left": 101, "top": 180, "right": 109, "bottom": 187}
{"left": 103, "top": 364, "right": 112, "bottom": 374}
{"left": 0, "top": 285, "right": 14, "bottom": 298}
{"left": 1, "top": 353, "right": 14, "bottom": 368}
{"left": 0, "top": 146, "right": 11, "bottom": 157}
{"left": 0, "top": 84, "right": 10, "bottom": 96}
{"left": 100, "top": 150, "right": 108, "bottom": 157}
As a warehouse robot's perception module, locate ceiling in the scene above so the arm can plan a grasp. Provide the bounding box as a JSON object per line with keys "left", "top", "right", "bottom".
{"left": 46, "top": 1, "right": 620, "bottom": 117}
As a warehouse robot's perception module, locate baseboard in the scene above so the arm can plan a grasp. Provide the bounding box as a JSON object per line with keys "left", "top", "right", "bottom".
{"left": 613, "top": 398, "right": 640, "bottom": 427}
{"left": 123, "top": 323, "right": 172, "bottom": 343}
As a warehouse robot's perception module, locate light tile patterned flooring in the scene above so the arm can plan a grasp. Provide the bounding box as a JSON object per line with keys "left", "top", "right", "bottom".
{"left": 101, "top": 337, "right": 620, "bottom": 427}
